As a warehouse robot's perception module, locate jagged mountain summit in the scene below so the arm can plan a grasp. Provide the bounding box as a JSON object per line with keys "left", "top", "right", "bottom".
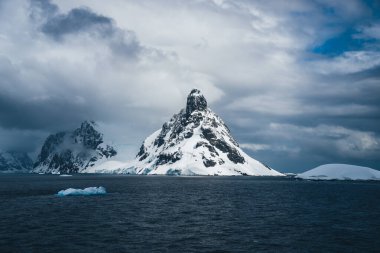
{"left": 0, "top": 151, "right": 33, "bottom": 173}
{"left": 33, "top": 121, "right": 117, "bottom": 174}
{"left": 127, "top": 89, "right": 283, "bottom": 176}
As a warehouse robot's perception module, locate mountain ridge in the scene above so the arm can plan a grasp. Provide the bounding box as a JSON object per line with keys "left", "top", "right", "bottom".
{"left": 0, "top": 151, "right": 33, "bottom": 173}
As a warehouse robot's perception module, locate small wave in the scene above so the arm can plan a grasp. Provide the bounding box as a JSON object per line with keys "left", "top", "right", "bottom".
{"left": 57, "top": 186, "right": 106, "bottom": 196}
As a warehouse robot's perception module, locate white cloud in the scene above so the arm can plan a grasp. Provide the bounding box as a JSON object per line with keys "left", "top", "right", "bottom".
{"left": 240, "top": 143, "right": 271, "bottom": 151}
{"left": 240, "top": 143, "right": 300, "bottom": 154}
{"left": 359, "top": 23, "right": 380, "bottom": 39}
{"left": 311, "top": 51, "right": 380, "bottom": 74}
{"left": 227, "top": 94, "right": 377, "bottom": 117}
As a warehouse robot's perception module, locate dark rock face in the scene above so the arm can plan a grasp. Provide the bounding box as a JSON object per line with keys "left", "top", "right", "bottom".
{"left": 98, "top": 145, "right": 117, "bottom": 158}
{"left": 186, "top": 89, "right": 207, "bottom": 117}
{"left": 0, "top": 151, "right": 34, "bottom": 172}
{"left": 227, "top": 151, "right": 245, "bottom": 164}
{"left": 50, "top": 151, "right": 78, "bottom": 174}
{"left": 202, "top": 156, "right": 217, "bottom": 167}
{"left": 201, "top": 127, "right": 245, "bottom": 164}
{"left": 137, "top": 144, "right": 149, "bottom": 161}
{"left": 195, "top": 141, "right": 219, "bottom": 156}
{"left": 72, "top": 121, "right": 103, "bottom": 149}
{"left": 156, "top": 151, "right": 182, "bottom": 166}
{"left": 166, "top": 169, "right": 182, "bottom": 176}
{"left": 39, "top": 132, "right": 65, "bottom": 162}
{"left": 33, "top": 121, "right": 117, "bottom": 173}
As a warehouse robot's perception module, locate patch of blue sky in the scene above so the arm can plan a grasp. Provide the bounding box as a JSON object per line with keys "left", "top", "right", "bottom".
{"left": 312, "top": 28, "right": 376, "bottom": 56}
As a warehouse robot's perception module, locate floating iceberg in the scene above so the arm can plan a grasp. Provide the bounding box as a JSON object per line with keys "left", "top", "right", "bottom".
{"left": 57, "top": 186, "right": 106, "bottom": 196}
{"left": 297, "top": 164, "right": 380, "bottom": 180}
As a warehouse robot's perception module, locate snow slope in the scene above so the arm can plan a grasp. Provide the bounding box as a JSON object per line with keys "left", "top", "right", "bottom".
{"left": 117, "top": 89, "right": 283, "bottom": 176}
{"left": 85, "top": 160, "right": 133, "bottom": 174}
{"left": 297, "top": 164, "right": 380, "bottom": 180}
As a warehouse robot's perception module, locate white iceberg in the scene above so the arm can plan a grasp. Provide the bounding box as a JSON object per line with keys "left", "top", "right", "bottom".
{"left": 297, "top": 164, "right": 380, "bottom": 180}
{"left": 57, "top": 186, "right": 106, "bottom": 196}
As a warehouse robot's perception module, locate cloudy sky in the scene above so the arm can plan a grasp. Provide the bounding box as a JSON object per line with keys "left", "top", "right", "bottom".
{"left": 0, "top": 0, "right": 379, "bottom": 172}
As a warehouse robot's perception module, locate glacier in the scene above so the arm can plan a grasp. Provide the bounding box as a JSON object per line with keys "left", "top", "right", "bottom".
{"left": 57, "top": 186, "right": 107, "bottom": 196}
{"left": 297, "top": 164, "right": 380, "bottom": 180}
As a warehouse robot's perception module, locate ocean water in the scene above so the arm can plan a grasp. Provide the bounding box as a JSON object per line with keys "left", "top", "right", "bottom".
{"left": 0, "top": 174, "right": 379, "bottom": 253}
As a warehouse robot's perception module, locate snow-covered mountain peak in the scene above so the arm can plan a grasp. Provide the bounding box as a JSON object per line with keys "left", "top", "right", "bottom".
{"left": 186, "top": 88, "right": 208, "bottom": 116}
{"left": 127, "top": 89, "right": 283, "bottom": 176}
{"left": 33, "top": 121, "right": 117, "bottom": 174}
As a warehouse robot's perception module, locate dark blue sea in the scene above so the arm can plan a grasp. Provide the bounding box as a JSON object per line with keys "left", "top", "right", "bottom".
{"left": 0, "top": 174, "right": 379, "bottom": 253}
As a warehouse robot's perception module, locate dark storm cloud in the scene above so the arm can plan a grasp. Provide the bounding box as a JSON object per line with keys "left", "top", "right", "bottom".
{"left": 29, "top": 0, "right": 58, "bottom": 17}
{"left": 0, "top": 55, "right": 131, "bottom": 133}
{"left": 0, "top": 91, "right": 88, "bottom": 131}
{"left": 0, "top": 55, "right": 88, "bottom": 131}
{"left": 41, "top": 7, "right": 113, "bottom": 40}
{"left": 31, "top": 0, "right": 141, "bottom": 58}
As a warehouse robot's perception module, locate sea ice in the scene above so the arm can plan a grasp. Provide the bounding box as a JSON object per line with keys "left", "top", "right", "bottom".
{"left": 57, "top": 186, "right": 106, "bottom": 196}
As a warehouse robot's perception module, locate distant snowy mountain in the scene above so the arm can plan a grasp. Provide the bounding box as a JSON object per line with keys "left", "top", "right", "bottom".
{"left": 297, "top": 164, "right": 380, "bottom": 180}
{"left": 112, "top": 89, "right": 283, "bottom": 176}
{"left": 33, "top": 121, "right": 117, "bottom": 174}
{"left": 0, "top": 151, "right": 33, "bottom": 173}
